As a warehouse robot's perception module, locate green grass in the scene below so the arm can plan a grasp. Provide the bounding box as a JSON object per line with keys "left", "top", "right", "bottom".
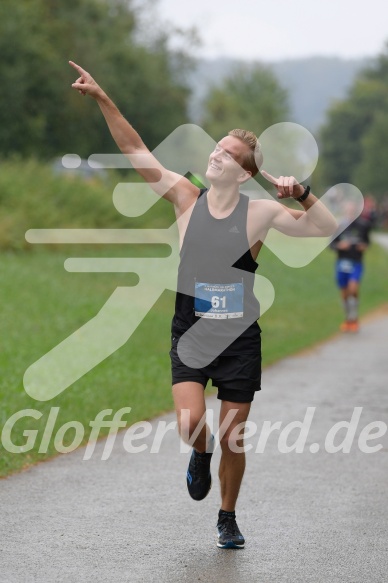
{"left": 259, "top": 242, "right": 388, "bottom": 363}
{"left": 0, "top": 157, "right": 175, "bottom": 250}
{"left": 1, "top": 242, "right": 387, "bottom": 477}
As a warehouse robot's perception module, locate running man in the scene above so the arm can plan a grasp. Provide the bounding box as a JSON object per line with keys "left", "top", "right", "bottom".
{"left": 70, "top": 61, "right": 337, "bottom": 549}
{"left": 331, "top": 202, "right": 372, "bottom": 332}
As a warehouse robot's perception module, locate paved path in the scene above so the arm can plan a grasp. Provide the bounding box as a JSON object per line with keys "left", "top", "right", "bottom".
{"left": 1, "top": 311, "right": 388, "bottom": 583}
{"left": 373, "top": 231, "right": 388, "bottom": 251}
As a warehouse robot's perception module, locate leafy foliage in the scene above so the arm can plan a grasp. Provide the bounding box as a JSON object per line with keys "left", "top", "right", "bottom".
{"left": 0, "top": 0, "right": 193, "bottom": 159}
{"left": 200, "top": 64, "right": 289, "bottom": 141}
{"left": 0, "top": 158, "right": 174, "bottom": 251}
{"left": 320, "top": 43, "right": 388, "bottom": 198}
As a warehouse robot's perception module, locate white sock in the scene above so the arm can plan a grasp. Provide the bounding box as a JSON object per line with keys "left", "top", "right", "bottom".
{"left": 347, "top": 296, "right": 359, "bottom": 321}
{"left": 343, "top": 298, "right": 350, "bottom": 320}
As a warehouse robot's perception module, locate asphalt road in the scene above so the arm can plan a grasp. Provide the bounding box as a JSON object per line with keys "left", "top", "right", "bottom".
{"left": 373, "top": 232, "right": 388, "bottom": 251}
{"left": 1, "top": 312, "right": 388, "bottom": 583}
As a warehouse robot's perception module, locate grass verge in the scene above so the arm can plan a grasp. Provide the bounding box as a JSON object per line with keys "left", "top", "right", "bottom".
{"left": 1, "top": 242, "right": 387, "bottom": 477}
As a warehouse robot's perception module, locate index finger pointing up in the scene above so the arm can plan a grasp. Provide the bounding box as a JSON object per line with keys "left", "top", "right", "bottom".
{"left": 69, "top": 61, "right": 87, "bottom": 75}
{"left": 260, "top": 169, "right": 278, "bottom": 186}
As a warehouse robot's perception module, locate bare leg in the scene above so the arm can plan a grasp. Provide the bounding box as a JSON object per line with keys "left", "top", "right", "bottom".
{"left": 172, "top": 382, "right": 211, "bottom": 453}
{"left": 341, "top": 281, "right": 360, "bottom": 326}
{"left": 218, "top": 400, "right": 251, "bottom": 512}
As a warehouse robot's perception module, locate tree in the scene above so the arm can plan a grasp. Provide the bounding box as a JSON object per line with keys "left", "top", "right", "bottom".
{"left": 0, "top": 0, "right": 194, "bottom": 159}
{"left": 353, "top": 111, "right": 388, "bottom": 197}
{"left": 320, "top": 77, "right": 388, "bottom": 186}
{"left": 319, "top": 42, "right": 388, "bottom": 198}
{"left": 200, "top": 64, "right": 289, "bottom": 141}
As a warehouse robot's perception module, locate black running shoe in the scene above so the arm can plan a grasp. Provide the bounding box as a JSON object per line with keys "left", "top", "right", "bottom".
{"left": 186, "top": 435, "right": 214, "bottom": 501}
{"left": 217, "top": 511, "right": 245, "bottom": 549}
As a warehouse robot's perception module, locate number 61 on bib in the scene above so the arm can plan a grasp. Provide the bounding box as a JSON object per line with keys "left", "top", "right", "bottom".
{"left": 194, "top": 281, "right": 244, "bottom": 319}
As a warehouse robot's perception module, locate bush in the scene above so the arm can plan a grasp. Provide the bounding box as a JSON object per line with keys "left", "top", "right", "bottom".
{"left": 0, "top": 158, "right": 174, "bottom": 250}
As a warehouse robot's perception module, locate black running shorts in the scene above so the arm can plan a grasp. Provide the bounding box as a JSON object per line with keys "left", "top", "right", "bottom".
{"left": 169, "top": 338, "right": 261, "bottom": 403}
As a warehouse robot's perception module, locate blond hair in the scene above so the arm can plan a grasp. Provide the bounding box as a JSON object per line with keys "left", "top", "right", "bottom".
{"left": 228, "top": 129, "right": 263, "bottom": 177}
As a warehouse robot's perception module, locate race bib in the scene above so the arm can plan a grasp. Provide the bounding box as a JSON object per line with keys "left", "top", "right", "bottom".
{"left": 194, "top": 282, "right": 244, "bottom": 319}
{"left": 338, "top": 259, "right": 355, "bottom": 273}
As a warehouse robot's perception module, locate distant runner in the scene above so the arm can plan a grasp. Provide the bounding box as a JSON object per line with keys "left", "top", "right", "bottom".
{"left": 331, "top": 202, "right": 372, "bottom": 332}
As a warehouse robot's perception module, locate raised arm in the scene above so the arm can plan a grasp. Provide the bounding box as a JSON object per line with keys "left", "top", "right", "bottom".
{"left": 260, "top": 170, "right": 338, "bottom": 237}
{"left": 69, "top": 61, "right": 199, "bottom": 211}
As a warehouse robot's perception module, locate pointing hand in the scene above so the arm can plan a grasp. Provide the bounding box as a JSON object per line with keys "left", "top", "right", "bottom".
{"left": 69, "top": 61, "right": 101, "bottom": 99}
{"left": 261, "top": 170, "right": 304, "bottom": 200}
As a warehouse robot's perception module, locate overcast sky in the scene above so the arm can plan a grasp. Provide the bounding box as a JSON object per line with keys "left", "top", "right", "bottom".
{"left": 154, "top": 0, "right": 388, "bottom": 61}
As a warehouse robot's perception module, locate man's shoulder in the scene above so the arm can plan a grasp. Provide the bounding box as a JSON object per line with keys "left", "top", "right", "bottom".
{"left": 245, "top": 198, "right": 280, "bottom": 237}
{"left": 247, "top": 197, "right": 278, "bottom": 215}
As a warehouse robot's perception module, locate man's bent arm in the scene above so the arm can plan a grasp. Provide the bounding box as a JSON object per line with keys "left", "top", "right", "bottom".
{"left": 280, "top": 192, "right": 338, "bottom": 237}
{"left": 260, "top": 171, "right": 338, "bottom": 237}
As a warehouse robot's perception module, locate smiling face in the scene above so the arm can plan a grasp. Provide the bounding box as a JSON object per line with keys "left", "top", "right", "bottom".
{"left": 205, "top": 136, "right": 252, "bottom": 185}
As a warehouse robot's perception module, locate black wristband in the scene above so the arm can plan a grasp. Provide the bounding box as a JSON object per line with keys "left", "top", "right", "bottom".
{"left": 296, "top": 185, "right": 310, "bottom": 202}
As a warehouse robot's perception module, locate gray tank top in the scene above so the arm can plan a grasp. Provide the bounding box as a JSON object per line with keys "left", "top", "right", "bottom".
{"left": 171, "top": 189, "right": 261, "bottom": 358}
